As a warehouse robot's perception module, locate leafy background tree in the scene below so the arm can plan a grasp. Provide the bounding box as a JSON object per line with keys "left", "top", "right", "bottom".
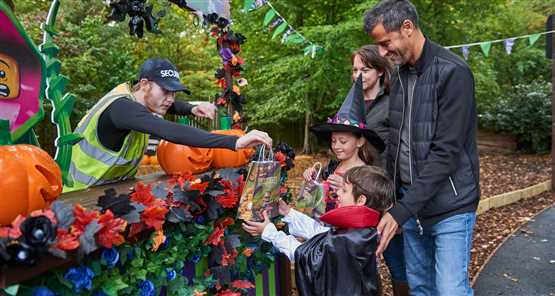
{"left": 11, "top": 0, "right": 554, "bottom": 153}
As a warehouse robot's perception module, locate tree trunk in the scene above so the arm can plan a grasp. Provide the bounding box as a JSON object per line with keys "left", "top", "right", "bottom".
{"left": 303, "top": 109, "right": 311, "bottom": 154}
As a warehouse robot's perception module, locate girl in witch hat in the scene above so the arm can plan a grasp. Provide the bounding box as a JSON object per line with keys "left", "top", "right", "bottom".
{"left": 304, "top": 74, "right": 385, "bottom": 210}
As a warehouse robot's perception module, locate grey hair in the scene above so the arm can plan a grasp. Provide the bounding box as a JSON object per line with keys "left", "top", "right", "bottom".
{"left": 363, "top": 0, "right": 419, "bottom": 34}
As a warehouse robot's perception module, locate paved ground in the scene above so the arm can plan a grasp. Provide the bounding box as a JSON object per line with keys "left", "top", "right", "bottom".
{"left": 474, "top": 205, "right": 555, "bottom": 296}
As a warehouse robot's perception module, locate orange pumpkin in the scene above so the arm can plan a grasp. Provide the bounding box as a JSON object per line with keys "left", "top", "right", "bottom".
{"left": 149, "top": 155, "right": 159, "bottom": 165}
{"left": 0, "top": 145, "right": 62, "bottom": 225}
{"left": 210, "top": 129, "right": 254, "bottom": 168}
{"left": 140, "top": 155, "right": 151, "bottom": 166}
{"left": 140, "top": 155, "right": 159, "bottom": 166}
{"left": 157, "top": 140, "right": 213, "bottom": 175}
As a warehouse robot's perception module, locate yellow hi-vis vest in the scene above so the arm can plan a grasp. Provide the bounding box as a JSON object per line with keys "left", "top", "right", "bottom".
{"left": 63, "top": 83, "right": 148, "bottom": 193}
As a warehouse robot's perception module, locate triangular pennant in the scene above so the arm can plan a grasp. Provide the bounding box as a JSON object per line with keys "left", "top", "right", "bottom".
{"left": 243, "top": 0, "right": 254, "bottom": 11}
{"left": 304, "top": 44, "right": 314, "bottom": 56}
{"left": 480, "top": 42, "right": 492, "bottom": 57}
{"left": 504, "top": 38, "right": 516, "bottom": 55}
{"left": 3, "top": 285, "right": 19, "bottom": 296}
{"left": 286, "top": 33, "right": 304, "bottom": 44}
{"left": 272, "top": 21, "right": 288, "bottom": 39}
{"left": 281, "top": 27, "right": 293, "bottom": 43}
{"left": 263, "top": 8, "right": 276, "bottom": 27}
{"left": 528, "top": 33, "right": 541, "bottom": 46}
{"left": 268, "top": 17, "right": 283, "bottom": 31}
{"left": 461, "top": 46, "right": 470, "bottom": 60}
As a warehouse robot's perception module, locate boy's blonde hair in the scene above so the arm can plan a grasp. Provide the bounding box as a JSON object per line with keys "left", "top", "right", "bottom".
{"left": 344, "top": 165, "right": 393, "bottom": 212}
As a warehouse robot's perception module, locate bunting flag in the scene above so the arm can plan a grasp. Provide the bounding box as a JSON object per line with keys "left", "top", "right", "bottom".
{"left": 480, "top": 42, "right": 492, "bottom": 57}
{"left": 504, "top": 38, "right": 515, "bottom": 55}
{"left": 244, "top": 0, "right": 268, "bottom": 11}
{"left": 528, "top": 33, "right": 541, "bottom": 46}
{"left": 461, "top": 46, "right": 470, "bottom": 60}
{"left": 445, "top": 29, "right": 555, "bottom": 59}
{"left": 243, "top": 0, "right": 324, "bottom": 58}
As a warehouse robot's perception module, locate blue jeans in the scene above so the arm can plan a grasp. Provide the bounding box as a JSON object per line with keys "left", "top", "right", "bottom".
{"left": 383, "top": 233, "right": 407, "bottom": 282}
{"left": 402, "top": 212, "right": 476, "bottom": 296}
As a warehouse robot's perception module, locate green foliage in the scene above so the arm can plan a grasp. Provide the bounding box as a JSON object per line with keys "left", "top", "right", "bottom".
{"left": 480, "top": 81, "right": 552, "bottom": 153}
{"left": 12, "top": 0, "right": 554, "bottom": 153}
{"left": 15, "top": 0, "right": 220, "bottom": 154}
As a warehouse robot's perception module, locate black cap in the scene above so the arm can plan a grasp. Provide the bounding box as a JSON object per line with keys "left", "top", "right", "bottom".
{"left": 138, "top": 58, "right": 191, "bottom": 94}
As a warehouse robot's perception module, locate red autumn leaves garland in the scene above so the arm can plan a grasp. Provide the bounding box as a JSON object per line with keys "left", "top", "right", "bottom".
{"left": 0, "top": 170, "right": 247, "bottom": 265}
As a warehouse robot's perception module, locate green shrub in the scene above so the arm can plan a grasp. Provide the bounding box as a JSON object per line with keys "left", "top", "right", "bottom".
{"left": 480, "top": 81, "right": 552, "bottom": 153}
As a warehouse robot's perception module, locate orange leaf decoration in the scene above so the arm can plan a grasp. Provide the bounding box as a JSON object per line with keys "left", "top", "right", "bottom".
{"left": 168, "top": 172, "right": 194, "bottom": 189}
{"left": 131, "top": 182, "right": 155, "bottom": 206}
{"left": 206, "top": 226, "right": 225, "bottom": 246}
{"left": 216, "top": 180, "right": 239, "bottom": 209}
{"left": 56, "top": 229, "right": 80, "bottom": 250}
{"left": 221, "top": 247, "right": 238, "bottom": 266}
{"left": 216, "top": 192, "right": 238, "bottom": 209}
{"left": 274, "top": 151, "right": 286, "bottom": 167}
{"left": 217, "top": 217, "right": 235, "bottom": 228}
{"left": 242, "top": 248, "right": 254, "bottom": 257}
{"left": 216, "top": 97, "right": 227, "bottom": 106}
{"left": 232, "top": 85, "right": 240, "bottom": 95}
{"left": 72, "top": 204, "right": 99, "bottom": 235}
{"left": 141, "top": 205, "right": 168, "bottom": 231}
{"left": 231, "top": 280, "right": 255, "bottom": 289}
{"left": 128, "top": 223, "right": 145, "bottom": 238}
{"left": 190, "top": 181, "right": 209, "bottom": 193}
{"left": 150, "top": 229, "right": 166, "bottom": 252}
{"left": 97, "top": 210, "right": 127, "bottom": 249}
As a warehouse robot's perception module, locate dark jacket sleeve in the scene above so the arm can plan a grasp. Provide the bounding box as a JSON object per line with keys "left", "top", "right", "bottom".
{"left": 109, "top": 99, "right": 238, "bottom": 150}
{"left": 167, "top": 99, "right": 195, "bottom": 116}
{"left": 389, "top": 64, "right": 475, "bottom": 225}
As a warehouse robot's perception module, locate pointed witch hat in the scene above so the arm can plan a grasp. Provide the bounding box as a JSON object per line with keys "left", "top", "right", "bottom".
{"left": 310, "top": 75, "right": 385, "bottom": 152}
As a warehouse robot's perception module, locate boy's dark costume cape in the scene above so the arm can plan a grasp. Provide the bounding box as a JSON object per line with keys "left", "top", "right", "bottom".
{"left": 294, "top": 206, "right": 381, "bottom": 296}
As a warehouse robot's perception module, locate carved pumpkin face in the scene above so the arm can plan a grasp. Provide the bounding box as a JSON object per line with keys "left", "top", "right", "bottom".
{"left": 157, "top": 140, "right": 213, "bottom": 175}
{"left": 0, "top": 145, "right": 62, "bottom": 225}
{"left": 210, "top": 129, "right": 254, "bottom": 169}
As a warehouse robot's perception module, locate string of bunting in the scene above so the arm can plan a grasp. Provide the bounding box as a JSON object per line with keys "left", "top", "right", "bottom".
{"left": 242, "top": 0, "right": 324, "bottom": 58}
{"left": 445, "top": 29, "right": 555, "bottom": 59}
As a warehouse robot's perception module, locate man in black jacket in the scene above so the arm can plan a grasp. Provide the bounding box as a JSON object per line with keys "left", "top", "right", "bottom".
{"left": 364, "top": 1, "right": 480, "bottom": 295}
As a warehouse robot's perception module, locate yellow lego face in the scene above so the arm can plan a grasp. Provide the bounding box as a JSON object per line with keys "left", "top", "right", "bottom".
{"left": 0, "top": 52, "right": 19, "bottom": 99}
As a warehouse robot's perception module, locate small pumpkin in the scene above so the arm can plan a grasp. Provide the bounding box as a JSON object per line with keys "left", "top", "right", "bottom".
{"left": 149, "top": 154, "right": 159, "bottom": 165}
{"left": 140, "top": 155, "right": 151, "bottom": 166}
{"left": 210, "top": 129, "right": 254, "bottom": 168}
{"left": 0, "top": 144, "right": 62, "bottom": 225}
{"left": 157, "top": 140, "right": 213, "bottom": 175}
{"left": 140, "top": 155, "right": 159, "bottom": 166}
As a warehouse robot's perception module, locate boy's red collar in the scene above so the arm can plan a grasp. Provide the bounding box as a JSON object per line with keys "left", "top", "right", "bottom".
{"left": 319, "top": 206, "right": 381, "bottom": 228}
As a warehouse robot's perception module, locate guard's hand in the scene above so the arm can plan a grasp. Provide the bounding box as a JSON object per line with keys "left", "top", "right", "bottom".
{"left": 327, "top": 174, "right": 344, "bottom": 190}
{"left": 235, "top": 130, "right": 272, "bottom": 149}
{"left": 191, "top": 102, "right": 217, "bottom": 120}
{"left": 242, "top": 210, "right": 271, "bottom": 237}
{"left": 376, "top": 212, "right": 399, "bottom": 256}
